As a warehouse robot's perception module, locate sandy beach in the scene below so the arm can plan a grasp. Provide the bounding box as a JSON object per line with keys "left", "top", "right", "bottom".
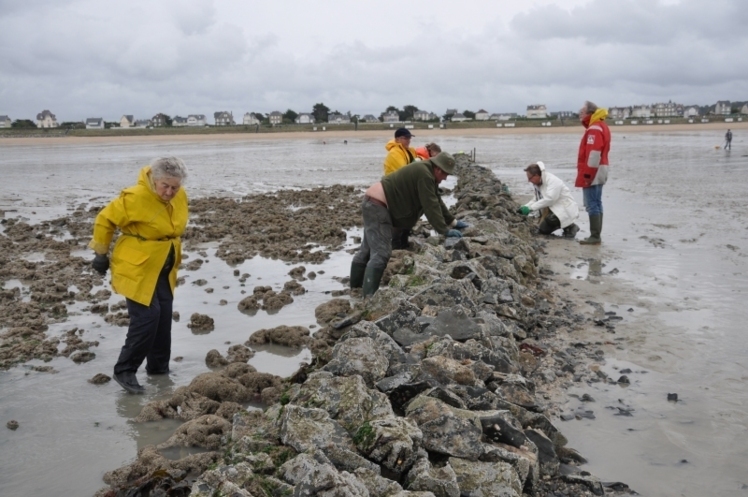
{"left": 1, "top": 121, "right": 745, "bottom": 146}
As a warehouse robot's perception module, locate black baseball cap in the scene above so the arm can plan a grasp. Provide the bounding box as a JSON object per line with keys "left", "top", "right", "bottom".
{"left": 394, "top": 128, "right": 414, "bottom": 138}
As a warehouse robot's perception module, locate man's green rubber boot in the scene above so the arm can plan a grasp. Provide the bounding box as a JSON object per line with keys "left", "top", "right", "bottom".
{"left": 580, "top": 214, "right": 602, "bottom": 245}
{"left": 362, "top": 266, "right": 385, "bottom": 298}
{"left": 350, "top": 262, "right": 367, "bottom": 289}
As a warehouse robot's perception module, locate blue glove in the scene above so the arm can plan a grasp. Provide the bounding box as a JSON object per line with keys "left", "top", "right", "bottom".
{"left": 446, "top": 229, "right": 463, "bottom": 238}
{"left": 454, "top": 220, "right": 470, "bottom": 230}
{"left": 92, "top": 254, "right": 109, "bottom": 275}
{"left": 519, "top": 206, "right": 531, "bottom": 216}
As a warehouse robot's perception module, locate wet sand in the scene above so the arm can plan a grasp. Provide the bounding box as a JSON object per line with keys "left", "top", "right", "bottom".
{"left": 1, "top": 130, "right": 747, "bottom": 495}
{"left": 1, "top": 121, "right": 746, "bottom": 146}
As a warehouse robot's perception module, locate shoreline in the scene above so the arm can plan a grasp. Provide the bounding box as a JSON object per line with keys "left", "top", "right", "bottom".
{"left": 1, "top": 121, "right": 745, "bottom": 146}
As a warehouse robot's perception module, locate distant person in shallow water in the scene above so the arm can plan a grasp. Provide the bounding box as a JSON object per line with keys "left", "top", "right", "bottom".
{"left": 725, "top": 129, "right": 732, "bottom": 150}
{"left": 415, "top": 142, "right": 442, "bottom": 160}
{"left": 518, "top": 162, "right": 580, "bottom": 238}
{"left": 575, "top": 100, "right": 611, "bottom": 245}
{"left": 89, "top": 157, "right": 189, "bottom": 394}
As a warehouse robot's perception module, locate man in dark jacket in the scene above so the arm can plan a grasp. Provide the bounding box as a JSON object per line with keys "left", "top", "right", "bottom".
{"left": 350, "top": 152, "right": 464, "bottom": 296}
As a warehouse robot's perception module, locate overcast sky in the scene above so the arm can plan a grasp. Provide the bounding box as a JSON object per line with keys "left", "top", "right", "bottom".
{"left": 1, "top": 0, "right": 746, "bottom": 122}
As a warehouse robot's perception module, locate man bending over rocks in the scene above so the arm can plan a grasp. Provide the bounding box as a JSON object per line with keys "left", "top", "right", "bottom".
{"left": 350, "top": 152, "right": 466, "bottom": 297}
{"left": 518, "top": 162, "right": 580, "bottom": 238}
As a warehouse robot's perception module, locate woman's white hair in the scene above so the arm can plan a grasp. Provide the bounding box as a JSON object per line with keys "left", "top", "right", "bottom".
{"left": 150, "top": 157, "right": 188, "bottom": 181}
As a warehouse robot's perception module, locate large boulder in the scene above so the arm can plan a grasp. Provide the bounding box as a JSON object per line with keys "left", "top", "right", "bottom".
{"left": 279, "top": 405, "right": 356, "bottom": 453}
{"left": 405, "top": 396, "right": 483, "bottom": 460}
{"left": 449, "top": 457, "right": 522, "bottom": 497}
{"left": 405, "top": 454, "right": 460, "bottom": 497}
{"left": 354, "top": 416, "right": 423, "bottom": 476}
{"left": 322, "top": 337, "right": 389, "bottom": 387}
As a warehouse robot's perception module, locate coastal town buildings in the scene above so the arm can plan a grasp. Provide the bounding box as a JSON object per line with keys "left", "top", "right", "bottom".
{"left": 85, "top": 118, "right": 104, "bottom": 129}
{"left": 742, "top": 104, "right": 748, "bottom": 115}
{"left": 214, "top": 111, "right": 235, "bottom": 126}
{"left": 36, "top": 110, "right": 58, "bottom": 128}
{"left": 714, "top": 101, "right": 730, "bottom": 115}
{"left": 268, "top": 111, "right": 283, "bottom": 125}
{"left": 187, "top": 115, "right": 206, "bottom": 126}
{"left": 0, "top": 115, "right": 11, "bottom": 127}
{"left": 120, "top": 115, "right": 134, "bottom": 128}
{"left": 243, "top": 112, "right": 261, "bottom": 125}
{"left": 134, "top": 119, "right": 150, "bottom": 128}
{"left": 551, "top": 111, "right": 576, "bottom": 120}
{"left": 475, "top": 109, "right": 490, "bottom": 121}
{"left": 608, "top": 107, "right": 631, "bottom": 119}
{"left": 653, "top": 101, "right": 683, "bottom": 117}
{"left": 631, "top": 105, "right": 652, "bottom": 118}
{"left": 361, "top": 114, "right": 379, "bottom": 123}
{"left": 294, "top": 113, "right": 315, "bottom": 124}
{"left": 526, "top": 105, "right": 548, "bottom": 119}
{"left": 328, "top": 112, "right": 351, "bottom": 124}
{"left": 172, "top": 116, "right": 188, "bottom": 127}
{"left": 382, "top": 110, "right": 399, "bottom": 123}
{"left": 151, "top": 113, "right": 168, "bottom": 127}
{"left": 490, "top": 113, "right": 517, "bottom": 121}
{"left": 450, "top": 112, "right": 469, "bottom": 122}
{"left": 413, "top": 110, "right": 438, "bottom": 121}
{"left": 683, "top": 106, "right": 700, "bottom": 118}
{"left": 445, "top": 109, "right": 458, "bottom": 116}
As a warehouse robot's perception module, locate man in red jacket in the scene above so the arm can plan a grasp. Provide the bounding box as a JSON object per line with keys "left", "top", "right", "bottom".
{"left": 575, "top": 101, "right": 610, "bottom": 245}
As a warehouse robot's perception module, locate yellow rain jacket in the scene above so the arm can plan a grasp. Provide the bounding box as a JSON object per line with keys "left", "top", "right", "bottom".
{"left": 383, "top": 139, "right": 418, "bottom": 176}
{"left": 89, "top": 166, "right": 188, "bottom": 306}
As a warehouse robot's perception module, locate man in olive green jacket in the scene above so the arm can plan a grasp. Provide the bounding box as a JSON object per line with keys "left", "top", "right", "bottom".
{"left": 351, "top": 152, "right": 464, "bottom": 296}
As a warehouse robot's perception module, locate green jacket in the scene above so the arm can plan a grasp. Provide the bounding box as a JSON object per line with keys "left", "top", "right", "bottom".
{"left": 381, "top": 160, "right": 454, "bottom": 235}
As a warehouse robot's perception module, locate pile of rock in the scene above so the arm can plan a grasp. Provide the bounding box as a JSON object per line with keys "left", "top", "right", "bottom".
{"left": 97, "top": 157, "right": 633, "bottom": 497}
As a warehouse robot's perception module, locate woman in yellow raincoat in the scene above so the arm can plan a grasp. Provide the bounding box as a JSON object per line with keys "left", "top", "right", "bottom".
{"left": 89, "top": 157, "right": 189, "bottom": 394}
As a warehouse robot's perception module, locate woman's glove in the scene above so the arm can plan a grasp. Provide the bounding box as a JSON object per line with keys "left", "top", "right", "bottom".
{"left": 454, "top": 220, "right": 470, "bottom": 230}
{"left": 446, "top": 229, "right": 463, "bottom": 238}
{"left": 92, "top": 254, "right": 110, "bottom": 275}
{"left": 518, "top": 206, "right": 531, "bottom": 216}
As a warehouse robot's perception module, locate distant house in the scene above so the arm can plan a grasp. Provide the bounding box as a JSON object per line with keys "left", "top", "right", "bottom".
{"left": 172, "top": 116, "right": 188, "bottom": 127}
{"left": 683, "top": 106, "right": 700, "bottom": 118}
{"left": 361, "top": 114, "right": 379, "bottom": 123}
{"left": 295, "top": 113, "right": 315, "bottom": 124}
{"left": 741, "top": 104, "right": 748, "bottom": 115}
{"left": 243, "top": 112, "right": 260, "bottom": 125}
{"left": 133, "top": 119, "right": 151, "bottom": 128}
{"left": 489, "top": 113, "right": 516, "bottom": 121}
{"left": 328, "top": 113, "right": 350, "bottom": 124}
{"left": 631, "top": 105, "right": 652, "bottom": 118}
{"left": 0, "top": 115, "right": 11, "bottom": 127}
{"left": 474, "top": 109, "right": 490, "bottom": 121}
{"left": 551, "top": 110, "right": 576, "bottom": 120}
{"left": 653, "top": 101, "right": 682, "bottom": 117}
{"left": 85, "top": 118, "right": 104, "bottom": 129}
{"left": 268, "top": 111, "right": 283, "bottom": 125}
{"left": 450, "top": 112, "right": 469, "bottom": 122}
{"left": 413, "top": 110, "right": 438, "bottom": 121}
{"left": 187, "top": 114, "right": 206, "bottom": 126}
{"left": 445, "top": 108, "right": 458, "bottom": 116}
{"left": 526, "top": 105, "right": 548, "bottom": 119}
{"left": 151, "top": 113, "right": 168, "bottom": 127}
{"left": 214, "top": 111, "right": 235, "bottom": 126}
{"left": 120, "top": 115, "right": 134, "bottom": 128}
{"left": 36, "top": 109, "right": 59, "bottom": 128}
{"left": 608, "top": 107, "right": 631, "bottom": 120}
{"left": 714, "top": 101, "right": 731, "bottom": 115}
{"left": 382, "top": 110, "right": 400, "bottom": 123}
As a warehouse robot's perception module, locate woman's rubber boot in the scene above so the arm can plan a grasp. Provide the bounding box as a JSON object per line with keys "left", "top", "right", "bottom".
{"left": 580, "top": 214, "right": 602, "bottom": 245}
{"left": 362, "top": 266, "right": 385, "bottom": 298}
{"left": 350, "top": 262, "right": 367, "bottom": 289}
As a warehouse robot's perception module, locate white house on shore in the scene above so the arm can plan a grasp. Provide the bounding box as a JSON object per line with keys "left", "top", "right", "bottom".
{"left": 214, "top": 111, "right": 235, "bottom": 126}
{"left": 714, "top": 101, "right": 731, "bottom": 115}
{"left": 328, "top": 113, "right": 351, "bottom": 124}
{"left": 475, "top": 109, "right": 490, "bottom": 121}
{"left": 526, "top": 105, "right": 548, "bottom": 119}
{"left": 85, "top": 118, "right": 104, "bottom": 129}
{"left": 741, "top": 104, "right": 748, "bottom": 115}
{"left": 608, "top": 107, "right": 630, "bottom": 120}
{"left": 134, "top": 119, "right": 150, "bottom": 128}
{"left": 653, "top": 101, "right": 683, "bottom": 117}
{"left": 120, "top": 115, "right": 134, "bottom": 128}
{"left": 631, "top": 105, "right": 652, "bottom": 118}
{"left": 683, "top": 106, "right": 700, "bottom": 118}
{"left": 243, "top": 112, "right": 260, "bottom": 125}
{"left": 490, "top": 113, "right": 516, "bottom": 121}
{"left": 382, "top": 110, "right": 399, "bottom": 123}
{"left": 0, "top": 115, "right": 11, "bottom": 127}
{"left": 172, "top": 116, "right": 188, "bottom": 127}
{"left": 361, "top": 114, "right": 379, "bottom": 123}
{"left": 450, "top": 112, "right": 469, "bottom": 122}
{"left": 413, "top": 110, "right": 437, "bottom": 121}
{"left": 37, "top": 110, "right": 58, "bottom": 128}
{"left": 188, "top": 114, "right": 206, "bottom": 126}
{"left": 294, "top": 113, "right": 315, "bottom": 124}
